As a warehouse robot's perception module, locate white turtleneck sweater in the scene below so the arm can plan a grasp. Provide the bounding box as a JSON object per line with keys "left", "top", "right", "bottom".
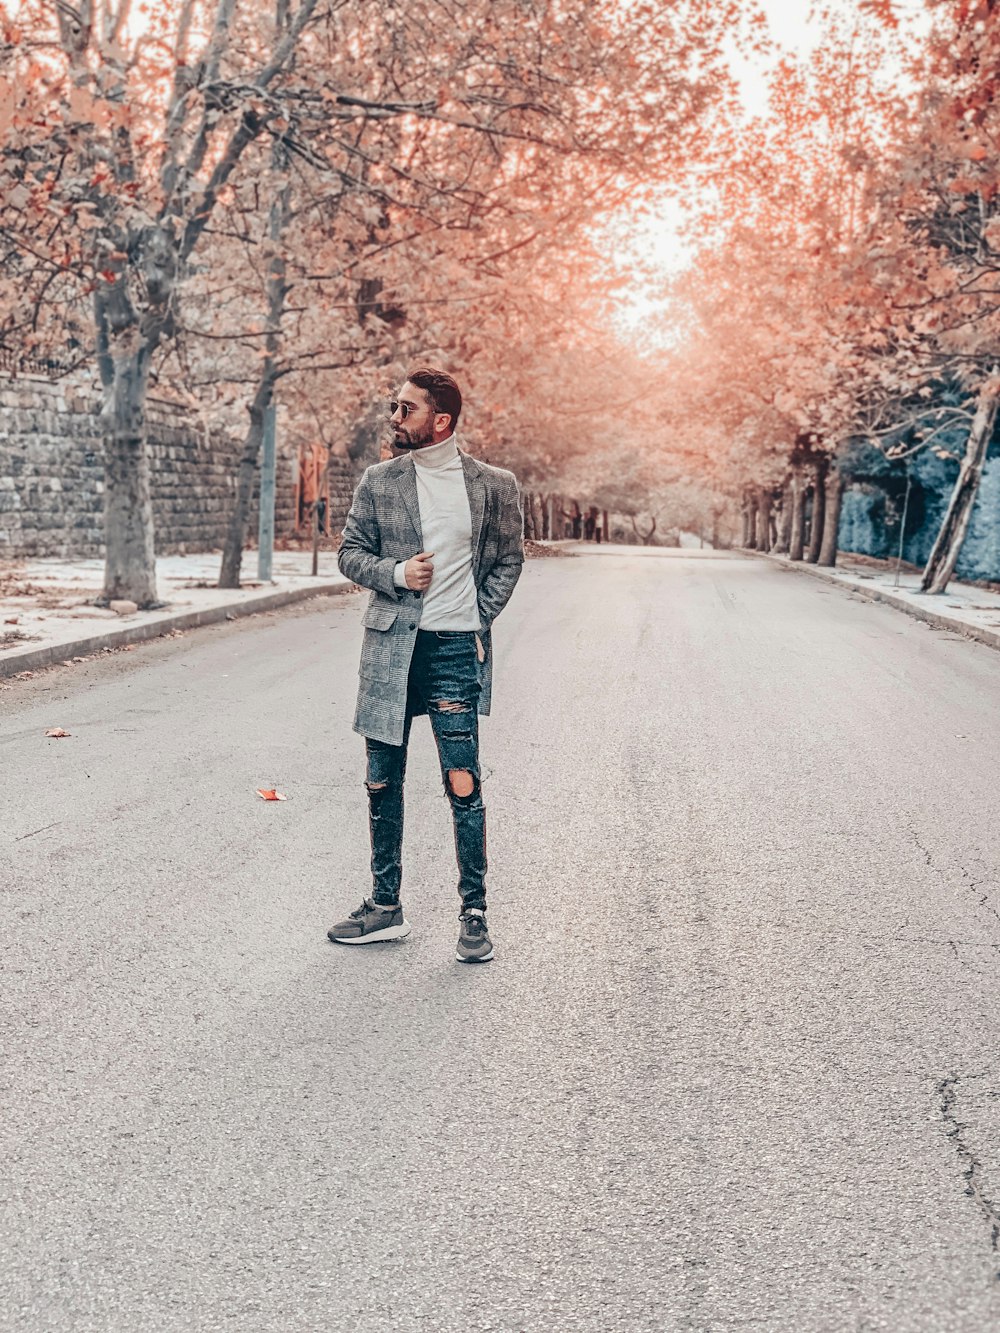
{"left": 392, "top": 435, "right": 481, "bottom": 631}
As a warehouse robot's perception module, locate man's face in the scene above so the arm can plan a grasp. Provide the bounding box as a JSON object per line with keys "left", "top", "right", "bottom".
{"left": 390, "top": 382, "right": 444, "bottom": 449}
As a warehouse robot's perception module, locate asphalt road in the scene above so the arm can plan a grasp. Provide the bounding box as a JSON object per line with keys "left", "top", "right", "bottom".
{"left": 3, "top": 546, "right": 1000, "bottom": 1332}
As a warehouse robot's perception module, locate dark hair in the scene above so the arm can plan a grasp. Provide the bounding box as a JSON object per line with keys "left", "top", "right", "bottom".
{"left": 407, "top": 367, "right": 462, "bottom": 431}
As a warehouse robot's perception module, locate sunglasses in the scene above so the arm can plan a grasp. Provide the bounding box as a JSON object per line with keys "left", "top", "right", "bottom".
{"left": 389, "top": 401, "right": 417, "bottom": 419}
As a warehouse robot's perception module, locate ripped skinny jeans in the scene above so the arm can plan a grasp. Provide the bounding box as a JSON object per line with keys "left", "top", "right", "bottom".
{"left": 365, "top": 629, "right": 486, "bottom": 912}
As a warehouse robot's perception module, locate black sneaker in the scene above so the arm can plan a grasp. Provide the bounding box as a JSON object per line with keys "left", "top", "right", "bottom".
{"left": 456, "top": 909, "right": 493, "bottom": 963}
{"left": 327, "top": 897, "right": 411, "bottom": 945}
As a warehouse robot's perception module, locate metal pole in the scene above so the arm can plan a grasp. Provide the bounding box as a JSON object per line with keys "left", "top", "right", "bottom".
{"left": 257, "top": 402, "right": 276, "bottom": 582}
{"left": 894, "top": 469, "right": 912, "bottom": 589}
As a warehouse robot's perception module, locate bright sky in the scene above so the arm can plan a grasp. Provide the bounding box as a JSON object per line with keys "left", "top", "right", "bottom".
{"left": 612, "top": 0, "right": 906, "bottom": 346}
{"left": 610, "top": 3, "right": 817, "bottom": 343}
{"left": 732, "top": 0, "right": 818, "bottom": 112}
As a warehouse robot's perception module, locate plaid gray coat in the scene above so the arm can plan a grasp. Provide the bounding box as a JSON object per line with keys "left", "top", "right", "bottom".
{"left": 338, "top": 450, "right": 524, "bottom": 746}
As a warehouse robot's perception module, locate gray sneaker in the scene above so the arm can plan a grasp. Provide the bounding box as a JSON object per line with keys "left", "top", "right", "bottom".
{"left": 327, "top": 897, "right": 411, "bottom": 945}
{"left": 456, "top": 908, "right": 493, "bottom": 963}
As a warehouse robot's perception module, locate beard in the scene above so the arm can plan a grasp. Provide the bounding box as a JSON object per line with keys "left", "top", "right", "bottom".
{"left": 393, "top": 423, "right": 436, "bottom": 449}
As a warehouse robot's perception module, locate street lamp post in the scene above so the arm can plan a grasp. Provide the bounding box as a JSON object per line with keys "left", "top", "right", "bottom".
{"left": 894, "top": 467, "right": 913, "bottom": 590}
{"left": 257, "top": 402, "right": 276, "bottom": 582}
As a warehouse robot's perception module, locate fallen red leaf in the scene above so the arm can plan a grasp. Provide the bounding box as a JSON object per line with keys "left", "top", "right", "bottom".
{"left": 45, "top": 728, "right": 71, "bottom": 738}
{"left": 256, "top": 788, "right": 286, "bottom": 801}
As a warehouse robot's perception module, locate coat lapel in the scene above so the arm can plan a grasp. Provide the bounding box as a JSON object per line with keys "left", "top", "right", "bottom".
{"left": 395, "top": 454, "right": 423, "bottom": 546}
{"left": 461, "top": 452, "right": 486, "bottom": 563}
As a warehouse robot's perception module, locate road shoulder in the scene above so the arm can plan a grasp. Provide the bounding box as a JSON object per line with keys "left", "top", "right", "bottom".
{"left": 751, "top": 550, "right": 1000, "bottom": 653}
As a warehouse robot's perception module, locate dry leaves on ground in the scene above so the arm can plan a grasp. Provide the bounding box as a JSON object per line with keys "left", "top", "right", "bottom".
{"left": 1, "top": 628, "right": 38, "bottom": 648}
{"left": 524, "top": 540, "right": 576, "bottom": 559}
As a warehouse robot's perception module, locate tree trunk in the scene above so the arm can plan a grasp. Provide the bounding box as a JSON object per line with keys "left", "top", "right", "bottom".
{"left": 773, "top": 482, "right": 792, "bottom": 554}
{"left": 218, "top": 136, "right": 290, "bottom": 589}
{"left": 602, "top": 510, "right": 610, "bottom": 542}
{"left": 219, "top": 388, "right": 269, "bottom": 588}
{"left": 755, "top": 486, "right": 772, "bottom": 551}
{"left": 522, "top": 491, "right": 536, "bottom": 540}
{"left": 788, "top": 468, "right": 806, "bottom": 561}
{"left": 817, "top": 469, "right": 843, "bottom": 567}
{"left": 311, "top": 450, "right": 327, "bottom": 576}
{"left": 546, "top": 493, "right": 560, "bottom": 540}
{"left": 805, "top": 459, "right": 827, "bottom": 563}
{"left": 532, "top": 493, "right": 544, "bottom": 541}
{"left": 920, "top": 381, "right": 1000, "bottom": 593}
{"left": 743, "top": 488, "right": 758, "bottom": 548}
{"left": 630, "top": 514, "right": 657, "bottom": 545}
{"left": 100, "top": 381, "right": 159, "bottom": 607}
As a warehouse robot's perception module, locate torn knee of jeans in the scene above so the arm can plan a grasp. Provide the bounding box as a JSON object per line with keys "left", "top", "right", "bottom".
{"left": 447, "top": 769, "right": 479, "bottom": 803}
{"left": 365, "top": 780, "right": 390, "bottom": 794}
{"left": 431, "top": 699, "right": 471, "bottom": 714}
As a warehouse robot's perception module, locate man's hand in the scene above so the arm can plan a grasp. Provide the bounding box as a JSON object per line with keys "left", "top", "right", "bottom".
{"left": 404, "top": 551, "right": 435, "bottom": 590}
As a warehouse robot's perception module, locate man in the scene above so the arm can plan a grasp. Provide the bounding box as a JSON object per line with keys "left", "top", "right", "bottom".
{"left": 328, "top": 368, "right": 523, "bottom": 962}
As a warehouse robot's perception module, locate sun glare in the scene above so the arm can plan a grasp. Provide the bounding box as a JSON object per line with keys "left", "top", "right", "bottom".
{"left": 607, "top": 0, "right": 929, "bottom": 351}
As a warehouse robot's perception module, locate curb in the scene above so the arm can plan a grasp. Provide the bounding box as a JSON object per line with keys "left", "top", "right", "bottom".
{"left": 0, "top": 579, "right": 358, "bottom": 679}
{"left": 749, "top": 551, "right": 1000, "bottom": 654}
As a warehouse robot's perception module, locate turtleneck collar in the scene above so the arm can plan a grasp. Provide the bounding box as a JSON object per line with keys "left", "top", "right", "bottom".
{"left": 411, "top": 434, "right": 459, "bottom": 470}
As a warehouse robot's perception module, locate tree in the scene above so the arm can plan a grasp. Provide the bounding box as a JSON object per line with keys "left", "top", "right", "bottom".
{"left": 1, "top": 0, "right": 321, "bottom": 603}
{"left": 0, "top": 0, "right": 742, "bottom": 601}
{"left": 853, "top": 1, "right": 1000, "bottom": 591}
{"left": 645, "top": 5, "right": 913, "bottom": 566}
{"left": 673, "top": 0, "right": 1000, "bottom": 591}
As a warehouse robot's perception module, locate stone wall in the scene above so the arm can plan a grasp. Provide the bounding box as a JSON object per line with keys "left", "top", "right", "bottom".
{"left": 0, "top": 375, "right": 302, "bottom": 559}
{"left": 327, "top": 456, "right": 357, "bottom": 533}
{"left": 836, "top": 439, "right": 1000, "bottom": 581}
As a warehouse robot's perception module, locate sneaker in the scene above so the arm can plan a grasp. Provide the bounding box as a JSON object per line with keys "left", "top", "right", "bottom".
{"left": 456, "top": 909, "right": 493, "bottom": 963}
{"left": 327, "top": 897, "right": 411, "bottom": 945}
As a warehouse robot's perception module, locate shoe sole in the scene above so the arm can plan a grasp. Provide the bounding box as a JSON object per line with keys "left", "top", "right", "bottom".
{"left": 456, "top": 946, "right": 493, "bottom": 963}
{"left": 328, "top": 921, "right": 412, "bottom": 944}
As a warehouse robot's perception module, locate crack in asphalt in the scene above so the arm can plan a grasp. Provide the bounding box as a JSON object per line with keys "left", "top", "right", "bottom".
{"left": 938, "top": 1072, "right": 1000, "bottom": 1278}
{"left": 891, "top": 935, "right": 1000, "bottom": 950}
{"left": 909, "top": 827, "right": 1000, "bottom": 931}
{"left": 911, "top": 829, "right": 934, "bottom": 867}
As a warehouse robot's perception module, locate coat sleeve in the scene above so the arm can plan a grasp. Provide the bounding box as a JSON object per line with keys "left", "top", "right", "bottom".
{"left": 477, "top": 476, "right": 524, "bottom": 628}
{"left": 337, "top": 468, "right": 400, "bottom": 599}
